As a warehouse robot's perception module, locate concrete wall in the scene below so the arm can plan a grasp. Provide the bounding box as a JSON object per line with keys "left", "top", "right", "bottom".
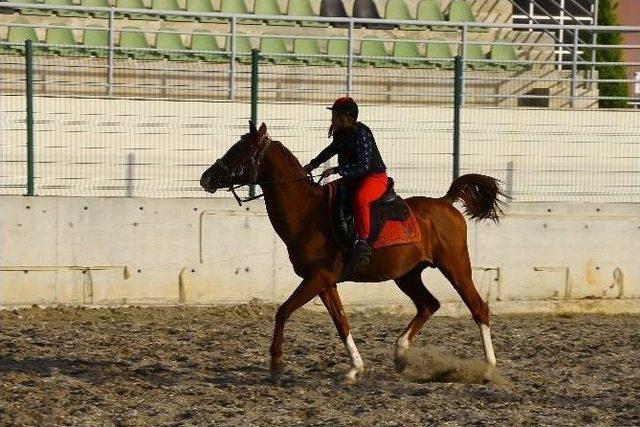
{"left": 1, "top": 196, "right": 638, "bottom": 314}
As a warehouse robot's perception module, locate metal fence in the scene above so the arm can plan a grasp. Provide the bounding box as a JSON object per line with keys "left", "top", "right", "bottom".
{"left": 1, "top": 3, "right": 639, "bottom": 106}
{"left": 1, "top": 4, "right": 639, "bottom": 201}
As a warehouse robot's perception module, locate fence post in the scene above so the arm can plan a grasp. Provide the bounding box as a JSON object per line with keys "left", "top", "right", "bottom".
{"left": 229, "top": 16, "right": 236, "bottom": 100}
{"left": 453, "top": 55, "right": 463, "bottom": 180}
{"left": 25, "top": 39, "right": 35, "bottom": 196}
{"left": 107, "top": 8, "right": 115, "bottom": 96}
{"left": 347, "top": 20, "right": 354, "bottom": 96}
{"left": 249, "top": 48, "right": 259, "bottom": 197}
{"left": 570, "top": 28, "right": 579, "bottom": 108}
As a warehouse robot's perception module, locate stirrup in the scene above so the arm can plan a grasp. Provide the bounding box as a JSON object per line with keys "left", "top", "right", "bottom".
{"left": 351, "top": 239, "right": 371, "bottom": 266}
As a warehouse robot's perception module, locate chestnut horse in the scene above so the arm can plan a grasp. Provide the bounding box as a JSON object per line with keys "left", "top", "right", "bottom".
{"left": 200, "top": 122, "right": 505, "bottom": 384}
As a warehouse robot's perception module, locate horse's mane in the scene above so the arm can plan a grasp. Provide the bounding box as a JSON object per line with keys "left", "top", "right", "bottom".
{"left": 273, "top": 140, "right": 306, "bottom": 177}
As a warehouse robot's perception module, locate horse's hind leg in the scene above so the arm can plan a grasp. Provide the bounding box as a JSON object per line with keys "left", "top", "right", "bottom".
{"left": 393, "top": 266, "right": 440, "bottom": 373}
{"left": 436, "top": 247, "right": 497, "bottom": 379}
{"left": 319, "top": 285, "right": 364, "bottom": 384}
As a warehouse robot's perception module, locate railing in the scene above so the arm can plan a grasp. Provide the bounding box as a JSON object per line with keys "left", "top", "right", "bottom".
{"left": 1, "top": 2, "right": 639, "bottom": 108}
{"left": 1, "top": 2, "right": 638, "bottom": 201}
{"left": 509, "top": 0, "right": 598, "bottom": 73}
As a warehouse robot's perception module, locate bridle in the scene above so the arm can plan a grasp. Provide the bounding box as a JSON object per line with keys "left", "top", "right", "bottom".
{"left": 211, "top": 132, "right": 271, "bottom": 205}
{"left": 214, "top": 133, "right": 322, "bottom": 206}
{"left": 213, "top": 133, "right": 322, "bottom": 206}
{"left": 215, "top": 132, "right": 272, "bottom": 183}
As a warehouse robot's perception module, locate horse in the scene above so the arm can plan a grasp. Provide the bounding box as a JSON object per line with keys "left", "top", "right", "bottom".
{"left": 200, "top": 121, "right": 506, "bottom": 384}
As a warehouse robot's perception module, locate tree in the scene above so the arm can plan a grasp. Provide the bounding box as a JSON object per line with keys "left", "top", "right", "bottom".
{"left": 596, "top": 0, "right": 628, "bottom": 108}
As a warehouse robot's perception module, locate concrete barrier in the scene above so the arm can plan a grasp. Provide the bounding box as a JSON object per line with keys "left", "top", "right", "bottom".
{"left": 1, "top": 196, "right": 638, "bottom": 314}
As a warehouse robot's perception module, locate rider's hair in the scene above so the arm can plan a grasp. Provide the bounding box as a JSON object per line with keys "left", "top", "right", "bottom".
{"left": 328, "top": 113, "right": 357, "bottom": 138}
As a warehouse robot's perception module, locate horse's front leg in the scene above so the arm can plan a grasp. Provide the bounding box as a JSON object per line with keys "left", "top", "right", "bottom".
{"left": 319, "top": 284, "right": 364, "bottom": 384}
{"left": 270, "top": 271, "right": 331, "bottom": 384}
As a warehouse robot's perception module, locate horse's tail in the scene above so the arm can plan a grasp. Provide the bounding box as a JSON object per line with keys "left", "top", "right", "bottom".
{"left": 443, "top": 174, "right": 507, "bottom": 223}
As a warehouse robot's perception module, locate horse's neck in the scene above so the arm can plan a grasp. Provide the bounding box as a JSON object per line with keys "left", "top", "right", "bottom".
{"left": 259, "top": 143, "right": 323, "bottom": 242}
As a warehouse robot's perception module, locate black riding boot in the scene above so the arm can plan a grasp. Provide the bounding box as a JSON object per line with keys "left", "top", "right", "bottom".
{"left": 351, "top": 239, "right": 372, "bottom": 266}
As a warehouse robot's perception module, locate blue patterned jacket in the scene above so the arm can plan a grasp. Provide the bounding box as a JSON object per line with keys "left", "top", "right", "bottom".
{"left": 309, "top": 123, "right": 386, "bottom": 179}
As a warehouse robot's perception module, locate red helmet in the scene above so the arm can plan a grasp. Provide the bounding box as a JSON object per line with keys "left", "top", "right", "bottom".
{"left": 327, "top": 97, "right": 358, "bottom": 121}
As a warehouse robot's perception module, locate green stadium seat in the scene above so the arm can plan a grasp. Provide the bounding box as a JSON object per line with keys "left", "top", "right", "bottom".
{"left": 116, "top": 0, "right": 158, "bottom": 20}
{"left": 119, "top": 26, "right": 161, "bottom": 59}
{"left": 81, "top": 0, "right": 111, "bottom": 18}
{"left": 260, "top": 36, "right": 300, "bottom": 64}
{"left": 448, "top": 0, "right": 487, "bottom": 32}
{"left": 83, "top": 25, "right": 127, "bottom": 57}
{"left": 384, "top": 0, "right": 425, "bottom": 30}
{"left": 287, "top": 0, "right": 329, "bottom": 27}
{"left": 254, "top": 0, "right": 293, "bottom": 26}
{"left": 393, "top": 40, "right": 433, "bottom": 68}
{"left": 220, "top": 0, "right": 259, "bottom": 24}
{"left": 293, "top": 38, "right": 333, "bottom": 66}
{"left": 327, "top": 38, "right": 349, "bottom": 66}
{"left": 416, "top": 0, "right": 453, "bottom": 31}
{"left": 45, "top": 0, "right": 88, "bottom": 17}
{"left": 187, "top": 0, "right": 225, "bottom": 22}
{"left": 225, "top": 33, "right": 253, "bottom": 63}
{"left": 152, "top": 0, "right": 193, "bottom": 21}
{"left": 191, "top": 29, "right": 227, "bottom": 62}
{"left": 358, "top": 39, "right": 394, "bottom": 67}
{"left": 464, "top": 43, "right": 492, "bottom": 70}
{"left": 156, "top": 28, "right": 194, "bottom": 60}
{"left": 16, "top": 0, "right": 50, "bottom": 15}
{"left": 490, "top": 41, "right": 528, "bottom": 71}
{"left": 426, "top": 38, "right": 454, "bottom": 68}
{"left": 44, "top": 24, "right": 91, "bottom": 56}
{"left": 4, "top": 21, "right": 40, "bottom": 53}
{"left": 83, "top": 25, "right": 108, "bottom": 56}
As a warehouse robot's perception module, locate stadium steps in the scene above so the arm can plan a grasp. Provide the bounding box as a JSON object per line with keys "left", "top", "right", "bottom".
{"left": 0, "top": 52, "right": 597, "bottom": 107}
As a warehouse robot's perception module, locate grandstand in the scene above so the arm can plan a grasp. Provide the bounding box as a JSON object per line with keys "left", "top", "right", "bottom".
{"left": 0, "top": 0, "right": 602, "bottom": 107}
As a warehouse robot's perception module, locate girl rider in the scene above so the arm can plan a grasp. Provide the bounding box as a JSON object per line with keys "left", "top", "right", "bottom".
{"left": 303, "top": 97, "right": 388, "bottom": 266}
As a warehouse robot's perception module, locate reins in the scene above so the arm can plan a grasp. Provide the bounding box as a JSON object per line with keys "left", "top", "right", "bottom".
{"left": 219, "top": 136, "right": 324, "bottom": 206}
{"left": 227, "top": 174, "right": 323, "bottom": 206}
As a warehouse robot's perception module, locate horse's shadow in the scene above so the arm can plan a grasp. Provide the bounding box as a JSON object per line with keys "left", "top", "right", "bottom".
{"left": 0, "top": 356, "right": 177, "bottom": 387}
{"left": 1, "top": 355, "right": 274, "bottom": 388}
{"left": 1, "top": 356, "right": 128, "bottom": 376}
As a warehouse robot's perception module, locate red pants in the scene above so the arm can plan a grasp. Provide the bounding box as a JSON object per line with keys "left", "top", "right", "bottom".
{"left": 352, "top": 172, "right": 388, "bottom": 240}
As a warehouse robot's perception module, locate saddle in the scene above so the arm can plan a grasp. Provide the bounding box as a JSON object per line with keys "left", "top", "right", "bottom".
{"left": 327, "top": 178, "right": 410, "bottom": 249}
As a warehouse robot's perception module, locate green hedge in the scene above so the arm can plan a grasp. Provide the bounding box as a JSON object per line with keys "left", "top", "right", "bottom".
{"left": 597, "top": 0, "right": 629, "bottom": 108}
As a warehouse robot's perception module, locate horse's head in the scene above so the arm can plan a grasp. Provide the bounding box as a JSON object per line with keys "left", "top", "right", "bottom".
{"left": 200, "top": 121, "right": 270, "bottom": 194}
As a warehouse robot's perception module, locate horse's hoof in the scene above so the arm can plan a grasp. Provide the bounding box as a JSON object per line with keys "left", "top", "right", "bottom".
{"left": 394, "top": 357, "right": 408, "bottom": 373}
{"left": 270, "top": 363, "right": 285, "bottom": 386}
{"left": 343, "top": 365, "right": 364, "bottom": 385}
{"left": 394, "top": 347, "right": 408, "bottom": 373}
{"left": 482, "top": 365, "right": 495, "bottom": 383}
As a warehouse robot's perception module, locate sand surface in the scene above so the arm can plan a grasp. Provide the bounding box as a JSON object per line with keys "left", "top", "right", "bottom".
{"left": 1, "top": 302, "right": 638, "bottom": 426}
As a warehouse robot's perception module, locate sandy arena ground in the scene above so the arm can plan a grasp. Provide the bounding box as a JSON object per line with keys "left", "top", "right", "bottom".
{"left": 1, "top": 302, "right": 638, "bottom": 426}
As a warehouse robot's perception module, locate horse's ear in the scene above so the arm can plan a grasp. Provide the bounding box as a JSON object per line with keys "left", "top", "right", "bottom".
{"left": 258, "top": 122, "right": 267, "bottom": 135}
{"left": 249, "top": 120, "right": 257, "bottom": 135}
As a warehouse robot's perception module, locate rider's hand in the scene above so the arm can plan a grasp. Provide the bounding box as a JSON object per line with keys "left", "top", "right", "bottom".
{"left": 302, "top": 163, "right": 314, "bottom": 176}
{"left": 321, "top": 167, "right": 337, "bottom": 179}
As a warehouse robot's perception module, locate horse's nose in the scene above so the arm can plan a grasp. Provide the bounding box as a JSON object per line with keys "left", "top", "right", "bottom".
{"left": 200, "top": 174, "right": 213, "bottom": 191}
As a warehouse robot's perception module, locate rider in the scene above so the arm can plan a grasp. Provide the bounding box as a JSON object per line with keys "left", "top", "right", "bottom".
{"left": 303, "top": 97, "right": 388, "bottom": 266}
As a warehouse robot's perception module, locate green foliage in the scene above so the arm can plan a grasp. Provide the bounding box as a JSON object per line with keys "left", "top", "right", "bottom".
{"left": 596, "top": 0, "right": 628, "bottom": 108}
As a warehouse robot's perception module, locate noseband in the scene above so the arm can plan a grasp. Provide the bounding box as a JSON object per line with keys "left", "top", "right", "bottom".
{"left": 215, "top": 133, "right": 273, "bottom": 205}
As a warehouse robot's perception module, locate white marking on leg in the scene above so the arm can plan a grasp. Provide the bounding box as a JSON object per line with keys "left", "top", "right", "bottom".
{"left": 394, "top": 333, "right": 410, "bottom": 373}
{"left": 479, "top": 324, "right": 496, "bottom": 367}
{"left": 344, "top": 333, "right": 364, "bottom": 383}
{"left": 480, "top": 323, "right": 497, "bottom": 380}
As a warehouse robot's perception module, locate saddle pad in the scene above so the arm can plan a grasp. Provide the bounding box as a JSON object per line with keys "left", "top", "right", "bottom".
{"left": 371, "top": 204, "right": 421, "bottom": 249}
{"left": 326, "top": 181, "right": 421, "bottom": 250}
